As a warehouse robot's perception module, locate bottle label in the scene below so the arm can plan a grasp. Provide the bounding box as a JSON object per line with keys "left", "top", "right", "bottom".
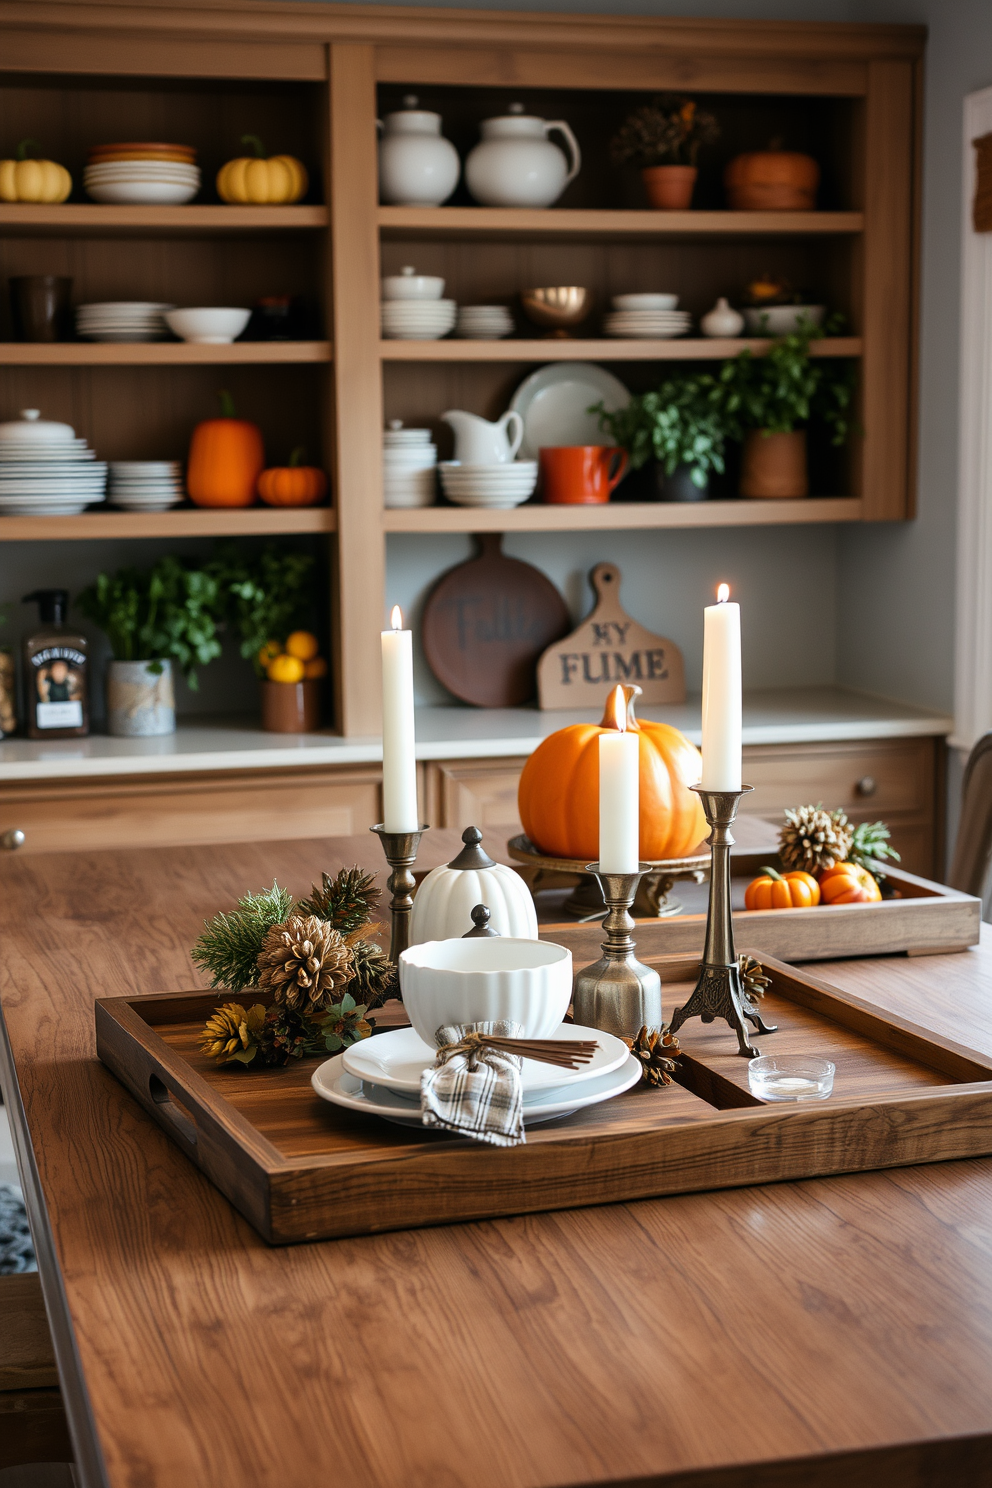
{"left": 36, "top": 701, "right": 84, "bottom": 728}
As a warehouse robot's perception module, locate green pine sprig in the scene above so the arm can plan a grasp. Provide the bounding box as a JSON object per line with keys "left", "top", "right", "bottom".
{"left": 849, "top": 820, "right": 901, "bottom": 881}
{"left": 298, "top": 866, "right": 381, "bottom": 932}
{"left": 192, "top": 882, "right": 294, "bottom": 992}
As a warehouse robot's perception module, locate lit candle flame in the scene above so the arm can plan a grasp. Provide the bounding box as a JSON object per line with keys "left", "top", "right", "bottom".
{"left": 390, "top": 605, "right": 403, "bottom": 631}
{"left": 717, "top": 583, "right": 730, "bottom": 604}
{"left": 603, "top": 683, "right": 627, "bottom": 733}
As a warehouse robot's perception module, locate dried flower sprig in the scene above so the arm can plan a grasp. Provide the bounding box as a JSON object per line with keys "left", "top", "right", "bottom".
{"left": 611, "top": 96, "right": 720, "bottom": 170}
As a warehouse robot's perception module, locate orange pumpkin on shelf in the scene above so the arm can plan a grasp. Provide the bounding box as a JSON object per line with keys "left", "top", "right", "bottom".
{"left": 257, "top": 448, "right": 327, "bottom": 507}
{"left": 517, "top": 684, "right": 707, "bottom": 863}
{"left": 186, "top": 391, "right": 264, "bottom": 508}
{"left": 818, "top": 861, "right": 882, "bottom": 904}
{"left": 744, "top": 866, "right": 820, "bottom": 910}
{"left": 724, "top": 143, "right": 820, "bottom": 211}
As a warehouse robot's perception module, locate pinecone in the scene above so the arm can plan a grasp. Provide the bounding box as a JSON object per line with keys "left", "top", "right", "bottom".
{"left": 199, "top": 1002, "right": 267, "bottom": 1066}
{"left": 257, "top": 914, "right": 355, "bottom": 1014}
{"left": 629, "top": 1026, "right": 682, "bottom": 1088}
{"left": 739, "top": 955, "right": 771, "bottom": 1007}
{"left": 298, "top": 867, "right": 381, "bottom": 933}
{"left": 779, "top": 804, "right": 853, "bottom": 875}
{"left": 259, "top": 1004, "right": 316, "bottom": 1066}
{"left": 346, "top": 932, "right": 398, "bottom": 1011}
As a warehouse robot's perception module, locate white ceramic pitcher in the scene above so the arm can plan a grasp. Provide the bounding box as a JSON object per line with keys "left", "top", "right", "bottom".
{"left": 441, "top": 409, "right": 524, "bottom": 464}
{"left": 377, "top": 95, "right": 461, "bottom": 207}
{"left": 464, "top": 103, "right": 581, "bottom": 208}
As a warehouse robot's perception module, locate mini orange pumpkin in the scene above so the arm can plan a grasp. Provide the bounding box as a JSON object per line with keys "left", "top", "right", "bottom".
{"left": 744, "top": 866, "right": 820, "bottom": 910}
{"left": 517, "top": 684, "right": 706, "bottom": 862}
{"left": 186, "top": 391, "right": 264, "bottom": 508}
{"left": 257, "top": 447, "right": 327, "bottom": 507}
{"left": 818, "top": 862, "right": 882, "bottom": 904}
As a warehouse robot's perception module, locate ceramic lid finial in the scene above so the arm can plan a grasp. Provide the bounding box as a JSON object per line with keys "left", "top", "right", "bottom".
{"left": 449, "top": 825, "right": 496, "bottom": 870}
{"left": 463, "top": 904, "right": 500, "bottom": 937}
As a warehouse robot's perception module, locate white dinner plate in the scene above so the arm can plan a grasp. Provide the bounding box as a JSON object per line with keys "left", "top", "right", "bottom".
{"left": 509, "top": 361, "right": 630, "bottom": 459}
{"left": 0, "top": 503, "right": 98, "bottom": 516}
{"left": 342, "top": 1022, "right": 630, "bottom": 1096}
{"left": 313, "top": 1050, "right": 642, "bottom": 1128}
{"left": 86, "top": 182, "right": 199, "bottom": 204}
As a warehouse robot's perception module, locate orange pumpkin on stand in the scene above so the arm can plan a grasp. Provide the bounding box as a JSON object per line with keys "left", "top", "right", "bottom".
{"left": 257, "top": 448, "right": 327, "bottom": 507}
{"left": 186, "top": 390, "right": 264, "bottom": 508}
{"left": 818, "top": 862, "right": 882, "bottom": 904}
{"left": 517, "top": 684, "right": 706, "bottom": 862}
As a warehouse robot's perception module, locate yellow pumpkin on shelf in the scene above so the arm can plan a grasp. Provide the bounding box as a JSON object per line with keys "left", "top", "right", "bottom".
{"left": 216, "top": 135, "right": 308, "bottom": 205}
{"left": 0, "top": 140, "right": 72, "bottom": 203}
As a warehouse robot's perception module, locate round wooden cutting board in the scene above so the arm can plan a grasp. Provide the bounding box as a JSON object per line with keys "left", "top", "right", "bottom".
{"left": 422, "top": 534, "right": 571, "bottom": 706}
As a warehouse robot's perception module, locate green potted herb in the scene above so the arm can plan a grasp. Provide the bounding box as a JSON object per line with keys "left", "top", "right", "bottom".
{"left": 78, "top": 556, "right": 223, "bottom": 737}
{"left": 718, "top": 318, "right": 856, "bottom": 497}
{"left": 593, "top": 372, "right": 727, "bottom": 501}
{"left": 611, "top": 95, "right": 719, "bottom": 210}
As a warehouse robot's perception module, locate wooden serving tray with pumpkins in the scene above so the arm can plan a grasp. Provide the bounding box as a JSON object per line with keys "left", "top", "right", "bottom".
{"left": 95, "top": 952, "right": 992, "bottom": 1245}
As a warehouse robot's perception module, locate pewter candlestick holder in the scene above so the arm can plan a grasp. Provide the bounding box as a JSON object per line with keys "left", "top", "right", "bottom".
{"left": 668, "top": 786, "right": 777, "bottom": 1059}
{"left": 370, "top": 823, "right": 429, "bottom": 963}
{"left": 571, "top": 864, "right": 662, "bottom": 1040}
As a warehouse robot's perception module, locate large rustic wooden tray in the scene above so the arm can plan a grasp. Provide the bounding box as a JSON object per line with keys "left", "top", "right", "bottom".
{"left": 96, "top": 952, "right": 992, "bottom": 1245}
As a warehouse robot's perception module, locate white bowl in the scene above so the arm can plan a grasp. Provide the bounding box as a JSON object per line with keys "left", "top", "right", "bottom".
{"left": 399, "top": 937, "right": 572, "bottom": 1044}
{"left": 612, "top": 293, "right": 679, "bottom": 311}
{"left": 164, "top": 307, "right": 251, "bottom": 344}
{"left": 382, "top": 268, "right": 445, "bottom": 300}
{"left": 85, "top": 181, "right": 199, "bottom": 204}
{"left": 0, "top": 410, "right": 76, "bottom": 444}
{"left": 742, "top": 304, "right": 825, "bottom": 336}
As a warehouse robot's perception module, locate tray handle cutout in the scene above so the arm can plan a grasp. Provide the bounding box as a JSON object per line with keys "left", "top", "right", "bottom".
{"left": 149, "top": 1074, "right": 199, "bottom": 1149}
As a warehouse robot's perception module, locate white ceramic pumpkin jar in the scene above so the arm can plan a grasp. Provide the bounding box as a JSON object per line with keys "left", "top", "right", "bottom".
{"left": 377, "top": 95, "right": 461, "bottom": 207}
{"left": 409, "top": 826, "right": 539, "bottom": 943}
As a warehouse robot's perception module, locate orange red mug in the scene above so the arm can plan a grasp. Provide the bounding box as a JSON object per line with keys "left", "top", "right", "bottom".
{"left": 540, "top": 445, "right": 629, "bottom": 505}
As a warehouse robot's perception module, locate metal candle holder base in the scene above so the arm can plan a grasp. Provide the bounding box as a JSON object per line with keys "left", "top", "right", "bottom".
{"left": 668, "top": 786, "right": 778, "bottom": 1059}
{"left": 370, "top": 823, "right": 429, "bottom": 963}
{"left": 571, "top": 863, "right": 663, "bottom": 1040}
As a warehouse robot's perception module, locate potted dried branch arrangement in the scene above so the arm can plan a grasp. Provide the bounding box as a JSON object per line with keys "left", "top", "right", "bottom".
{"left": 611, "top": 95, "right": 719, "bottom": 210}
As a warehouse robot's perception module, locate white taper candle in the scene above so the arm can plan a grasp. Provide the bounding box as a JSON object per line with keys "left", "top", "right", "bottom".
{"left": 598, "top": 685, "right": 640, "bottom": 873}
{"left": 701, "top": 584, "right": 742, "bottom": 790}
{"left": 381, "top": 606, "right": 419, "bottom": 831}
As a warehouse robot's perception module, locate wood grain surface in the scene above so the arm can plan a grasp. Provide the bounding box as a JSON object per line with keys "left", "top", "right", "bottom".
{"left": 3, "top": 833, "right": 992, "bottom": 1488}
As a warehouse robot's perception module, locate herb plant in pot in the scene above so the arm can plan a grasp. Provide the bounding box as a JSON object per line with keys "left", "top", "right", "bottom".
{"left": 592, "top": 372, "right": 727, "bottom": 501}
{"left": 611, "top": 96, "right": 719, "bottom": 211}
{"left": 719, "top": 319, "right": 855, "bottom": 498}
{"left": 79, "top": 557, "right": 223, "bottom": 736}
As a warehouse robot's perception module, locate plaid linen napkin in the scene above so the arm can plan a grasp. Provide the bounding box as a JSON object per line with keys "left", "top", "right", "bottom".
{"left": 420, "top": 1019, "right": 525, "bottom": 1146}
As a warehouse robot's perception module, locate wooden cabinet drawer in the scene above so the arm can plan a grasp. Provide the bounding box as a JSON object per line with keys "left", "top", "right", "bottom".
{"left": 0, "top": 766, "right": 383, "bottom": 855}
{"left": 741, "top": 738, "right": 934, "bottom": 818}
{"left": 423, "top": 758, "right": 528, "bottom": 836}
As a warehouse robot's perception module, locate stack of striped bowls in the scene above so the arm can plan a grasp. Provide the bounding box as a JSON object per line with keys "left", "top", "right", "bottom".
{"left": 84, "top": 142, "right": 200, "bottom": 205}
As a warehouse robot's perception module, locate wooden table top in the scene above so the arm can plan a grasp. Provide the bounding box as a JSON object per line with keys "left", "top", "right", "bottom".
{"left": 3, "top": 833, "right": 992, "bottom": 1488}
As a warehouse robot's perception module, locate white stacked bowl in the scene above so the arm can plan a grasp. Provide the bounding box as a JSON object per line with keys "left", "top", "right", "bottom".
{"left": 108, "top": 461, "right": 185, "bottom": 511}
{"left": 742, "top": 304, "right": 825, "bottom": 336}
{"left": 0, "top": 410, "right": 106, "bottom": 516}
{"left": 456, "top": 305, "right": 514, "bottom": 340}
{"left": 77, "top": 302, "right": 175, "bottom": 342}
{"left": 604, "top": 292, "right": 691, "bottom": 338}
{"left": 164, "top": 307, "right": 251, "bottom": 345}
{"left": 438, "top": 460, "right": 538, "bottom": 508}
{"left": 383, "top": 423, "right": 437, "bottom": 508}
{"left": 381, "top": 300, "right": 456, "bottom": 340}
{"left": 84, "top": 161, "right": 200, "bottom": 205}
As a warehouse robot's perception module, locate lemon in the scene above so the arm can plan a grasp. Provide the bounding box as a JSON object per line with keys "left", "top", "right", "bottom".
{"left": 303, "top": 656, "right": 328, "bottom": 679}
{"left": 257, "top": 639, "right": 281, "bottom": 668}
{"left": 266, "top": 653, "right": 305, "bottom": 684}
{"left": 285, "top": 630, "right": 320, "bottom": 662}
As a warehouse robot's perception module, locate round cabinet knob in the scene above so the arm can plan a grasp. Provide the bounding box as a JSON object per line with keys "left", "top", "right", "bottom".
{"left": 855, "top": 776, "right": 877, "bottom": 798}
{"left": 1, "top": 829, "right": 25, "bottom": 850}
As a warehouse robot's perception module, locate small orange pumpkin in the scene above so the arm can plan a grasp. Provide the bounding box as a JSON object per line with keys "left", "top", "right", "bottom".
{"left": 818, "top": 862, "right": 882, "bottom": 905}
{"left": 517, "top": 684, "right": 706, "bottom": 862}
{"left": 724, "top": 143, "right": 820, "bottom": 211}
{"left": 187, "top": 391, "right": 264, "bottom": 508}
{"left": 744, "top": 866, "right": 820, "bottom": 910}
{"left": 257, "top": 447, "right": 327, "bottom": 507}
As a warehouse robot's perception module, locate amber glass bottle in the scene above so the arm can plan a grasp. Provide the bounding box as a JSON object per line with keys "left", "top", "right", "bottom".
{"left": 22, "top": 588, "right": 89, "bottom": 739}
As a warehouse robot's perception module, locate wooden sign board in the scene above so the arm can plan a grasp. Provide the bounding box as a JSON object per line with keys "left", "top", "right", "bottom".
{"left": 537, "top": 562, "right": 685, "bottom": 709}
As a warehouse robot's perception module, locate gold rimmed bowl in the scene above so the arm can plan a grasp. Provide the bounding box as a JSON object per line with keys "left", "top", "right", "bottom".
{"left": 521, "top": 286, "right": 591, "bottom": 337}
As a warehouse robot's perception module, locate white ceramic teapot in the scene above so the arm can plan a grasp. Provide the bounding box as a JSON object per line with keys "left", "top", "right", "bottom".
{"left": 409, "top": 827, "right": 539, "bottom": 944}
{"left": 464, "top": 103, "right": 581, "bottom": 208}
{"left": 441, "top": 408, "right": 524, "bottom": 464}
{"left": 377, "top": 95, "right": 461, "bottom": 207}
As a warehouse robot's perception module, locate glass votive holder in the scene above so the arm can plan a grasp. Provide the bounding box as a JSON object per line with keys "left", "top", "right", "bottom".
{"left": 748, "top": 1054, "right": 835, "bottom": 1102}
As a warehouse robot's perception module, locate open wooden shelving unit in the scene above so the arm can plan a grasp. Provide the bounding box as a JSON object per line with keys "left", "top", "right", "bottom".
{"left": 0, "top": 2, "right": 924, "bottom": 736}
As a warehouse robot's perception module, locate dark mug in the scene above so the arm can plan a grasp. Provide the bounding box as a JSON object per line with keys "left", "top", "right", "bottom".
{"left": 10, "top": 276, "right": 73, "bottom": 342}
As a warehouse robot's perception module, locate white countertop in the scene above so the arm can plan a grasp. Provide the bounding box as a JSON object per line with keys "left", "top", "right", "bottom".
{"left": 0, "top": 688, "right": 953, "bottom": 784}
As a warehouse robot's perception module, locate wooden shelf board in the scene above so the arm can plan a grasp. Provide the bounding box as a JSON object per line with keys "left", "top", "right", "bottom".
{"left": 0, "top": 204, "right": 328, "bottom": 236}
{"left": 380, "top": 337, "right": 861, "bottom": 362}
{"left": 383, "top": 498, "right": 863, "bottom": 533}
{"left": 0, "top": 508, "right": 337, "bottom": 541}
{"left": 0, "top": 342, "right": 331, "bottom": 366}
{"left": 378, "top": 207, "right": 865, "bottom": 240}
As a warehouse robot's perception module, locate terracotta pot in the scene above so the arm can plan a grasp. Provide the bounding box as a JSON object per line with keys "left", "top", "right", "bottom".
{"left": 641, "top": 165, "right": 697, "bottom": 210}
{"left": 740, "top": 430, "right": 808, "bottom": 498}
{"left": 540, "top": 445, "right": 629, "bottom": 504}
{"left": 260, "top": 678, "right": 322, "bottom": 732}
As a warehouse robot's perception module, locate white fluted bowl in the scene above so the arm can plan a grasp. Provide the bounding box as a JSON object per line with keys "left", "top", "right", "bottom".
{"left": 399, "top": 937, "right": 572, "bottom": 1044}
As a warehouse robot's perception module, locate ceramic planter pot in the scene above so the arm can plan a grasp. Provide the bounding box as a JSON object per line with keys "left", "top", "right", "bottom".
{"left": 659, "top": 463, "right": 709, "bottom": 502}
{"left": 641, "top": 165, "right": 697, "bottom": 210}
{"left": 260, "top": 678, "right": 321, "bottom": 733}
{"left": 740, "top": 429, "right": 808, "bottom": 498}
{"left": 106, "top": 659, "right": 175, "bottom": 737}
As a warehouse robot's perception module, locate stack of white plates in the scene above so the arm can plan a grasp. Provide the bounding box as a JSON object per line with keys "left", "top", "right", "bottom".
{"left": 455, "top": 305, "right": 514, "bottom": 340}
{"left": 438, "top": 460, "right": 538, "bottom": 508}
{"left": 0, "top": 440, "right": 105, "bottom": 517}
{"left": 77, "top": 302, "right": 175, "bottom": 342}
{"left": 381, "top": 299, "right": 456, "bottom": 340}
{"left": 108, "top": 461, "right": 184, "bottom": 511}
{"left": 383, "top": 423, "right": 437, "bottom": 508}
{"left": 603, "top": 292, "right": 690, "bottom": 339}
{"left": 84, "top": 148, "right": 200, "bottom": 205}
